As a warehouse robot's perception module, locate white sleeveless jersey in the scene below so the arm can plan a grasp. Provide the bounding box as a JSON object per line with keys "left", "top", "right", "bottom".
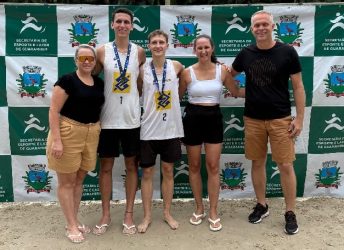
{"left": 140, "top": 59, "right": 184, "bottom": 140}
{"left": 100, "top": 42, "right": 140, "bottom": 129}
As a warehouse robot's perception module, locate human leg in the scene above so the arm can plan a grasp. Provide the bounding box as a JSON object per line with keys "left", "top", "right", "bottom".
{"left": 204, "top": 143, "right": 222, "bottom": 230}
{"left": 121, "top": 128, "right": 140, "bottom": 232}
{"left": 72, "top": 169, "right": 90, "bottom": 233}
{"left": 161, "top": 161, "right": 178, "bottom": 230}
{"left": 278, "top": 162, "right": 298, "bottom": 234}
{"left": 251, "top": 158, "right": 268, "bottom": 206}
{"left": 57, "top": 171, "right": 85, "bottom": 243}
{"left": 122, "top": 156, "right": 138, "bottom": 234}
{"left": 93, "top": 157, "right": 114, "bottom": 235}
{"left": 137, "top": 166, "right": 154, "bottom": 233}
{"left": 186, "top": 145, "right": 205, "bottom": 224}
{"left": 269, "top": 117, "right": 298, "bottom": 234}
{"left": 248, "top": 158, "right": 270, "bottom": 224}
{"left": 243, "top": 117, "right": 269, "bottom": 223}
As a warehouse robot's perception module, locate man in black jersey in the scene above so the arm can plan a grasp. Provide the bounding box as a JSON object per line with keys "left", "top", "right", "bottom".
{"left": 231, "top": 10, "right": 305, "bottom": 235}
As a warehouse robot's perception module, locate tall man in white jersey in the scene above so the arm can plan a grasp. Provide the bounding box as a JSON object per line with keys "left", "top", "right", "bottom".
{"left": 92, "top": 8, "right": 146, "bottom": 236}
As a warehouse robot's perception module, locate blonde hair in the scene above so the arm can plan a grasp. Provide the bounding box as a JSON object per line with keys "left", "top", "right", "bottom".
{"left": 74, "top": 44, "right": 96, "bottom": 61}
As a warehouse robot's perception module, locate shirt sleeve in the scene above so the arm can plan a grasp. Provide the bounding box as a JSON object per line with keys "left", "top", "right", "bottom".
{"left": 232, "top": 49, "right": 244, "bottom": 73}
{"left": 54, "top": 74, "right": 73, "bottom": 95}
{"left": 289, "top": 47, "right": 302, "bottom": 75}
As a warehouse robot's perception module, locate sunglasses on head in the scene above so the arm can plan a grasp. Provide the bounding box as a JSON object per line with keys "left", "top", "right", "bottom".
{"left": 77, "top": 56, "right": 95, "bottom": 63}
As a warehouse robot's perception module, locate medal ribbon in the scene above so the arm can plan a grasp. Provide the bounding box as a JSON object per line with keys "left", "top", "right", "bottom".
{"left": 150, "top": 60, "right": 167, "bottom": 96}
{"left": 113, "top": 42, "right": 132, "bottom": 80}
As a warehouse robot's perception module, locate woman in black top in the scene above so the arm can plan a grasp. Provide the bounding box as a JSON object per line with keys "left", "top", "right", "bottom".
{"left": 46, "top": 44, "right": 104, "bottom": 243}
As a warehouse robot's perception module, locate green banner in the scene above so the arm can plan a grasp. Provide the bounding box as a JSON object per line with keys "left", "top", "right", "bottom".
{"left": 222, "top": 107, "right": 245, "bottom": 154}
{"left": 212, "top": 6, "right": 259, "bottom": 57}
{"left": 0, "top": 57, "right": 6, "bottom": 107}
{"left": 5, "top": 5, "right": 57, "bottom": 56}
{"left": 308, "top": 107, "right": 344, "bottom": 154}
{"left": 9, "top": 107, "right": 49, "bottom": 155}
{"left": 314, "top": 5, "right": 344, "bottom": 56}
{"left": 0, "top": 156, "right": 13, "bottom": 202}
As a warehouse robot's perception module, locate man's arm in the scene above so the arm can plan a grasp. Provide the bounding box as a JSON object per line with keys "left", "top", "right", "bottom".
{"left": 93, "top": 45, "right": 105, "bottom": 76}
{"left": 172, "top": 60, "right": 184, "bottom": 78}
{"left": 179, "top": 68, "right": 190, "bottom": 100}
{"left": 137, "top": 66, "right": 144, "bottom": 97}
{"left": 289, "top": 72, "right": 305, "bottom": 138}
{"left": 137, "top": 46, "right": 146, "bottom": 67}
{"left": 223, "top": 65, "right": 245, "bottom": 98}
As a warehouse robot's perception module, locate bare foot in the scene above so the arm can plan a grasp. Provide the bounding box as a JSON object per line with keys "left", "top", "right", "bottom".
{"left": 164, "top": 214, "right": 179, "bottom": 230}
{"left": 137, "top": 219, "right": 151, "bottom": 233}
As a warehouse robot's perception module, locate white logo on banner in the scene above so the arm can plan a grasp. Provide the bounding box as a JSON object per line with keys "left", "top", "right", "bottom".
{"left": 329, "top": 12, "right": 344, "bottom": 33}
{"left": 225, "top": 14, "right": 250, "bottom": 34}
{"left": 324, "top": 113, "right": 344, "bottom": 133}
{"left": 133, "top": 17, "right": 148, "bottom": 33}
{"left": 174, "top": 161, "right": 189, "bottom": 178}
{"left": 271, "top": 166, "right": 280, "bottom": 179}
{"left": 24, "top": 114, "right": 47, "bottom": 133}
{"left": 87, "top": 170, "right": 98, "bottom": 178}
{"left": 20, "top": 13, "right": 46, "bottom": 34}
{"left": 224, "top": 114, "right": 244, "bottom": 134}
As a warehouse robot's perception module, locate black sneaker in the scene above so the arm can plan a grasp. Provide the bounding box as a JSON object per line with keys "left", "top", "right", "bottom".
{"left": 284, "top": 211, "right": 299, "bottom": 235}
{"left": 248, "top": 203, "right": 269, "bottom": 224}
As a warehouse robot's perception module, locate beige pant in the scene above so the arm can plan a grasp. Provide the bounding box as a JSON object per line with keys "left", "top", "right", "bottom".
{"left": 244, "top": 116, "right": 295, "bottom": 164}
{"left": 46, "top": 116, "right": 101, "bottom": 173}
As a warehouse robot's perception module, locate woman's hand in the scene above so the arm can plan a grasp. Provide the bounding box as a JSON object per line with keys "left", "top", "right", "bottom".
{"left": 51, "top": 139, "right": 63, "bottom": 159}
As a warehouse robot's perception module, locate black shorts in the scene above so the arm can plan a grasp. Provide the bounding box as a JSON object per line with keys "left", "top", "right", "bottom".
{"left": 97, "top": 128, "right": 140, "bottom": 158}
{"left": 140, "top": 138, "right": 181, "bottom": 168}
{"left": 182, "top": 103, "right": 223, "bottom": 146}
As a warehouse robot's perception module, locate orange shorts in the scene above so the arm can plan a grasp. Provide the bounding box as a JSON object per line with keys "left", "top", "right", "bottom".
{"left": 244, "top": 116, "right": 295, "bottom": 164}
{"left": 46, "top": 116, "right": 101, "bottom": 173}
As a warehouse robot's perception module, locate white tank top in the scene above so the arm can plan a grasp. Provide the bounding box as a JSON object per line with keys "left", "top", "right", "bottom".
{"left": 187, "top": 64, "right": 223, "bottom": 104}
{"left": 100, "top": 42, "right": 140, "bottom": 129}
{"left": 140, "top": 59, "right": 184, "bottom": 140}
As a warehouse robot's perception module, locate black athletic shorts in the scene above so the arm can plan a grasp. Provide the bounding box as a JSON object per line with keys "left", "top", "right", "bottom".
{"left": 182, "top": 103, "right": 223, "bottom": 146}
{"left": 97, "top": 127, "right": 140, "bottom": 158}
{"left": 140, "top": 138, "right": 181, "bottom": 168}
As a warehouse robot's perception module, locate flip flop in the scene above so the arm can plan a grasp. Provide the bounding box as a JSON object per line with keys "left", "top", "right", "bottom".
{"left": 92, "top": 223, "right": 110, "bottom": 236}
{"left": 65, "top": 224, "right": 91, "bottom": 234}
{"left": 189, "top": 212, "right": 207, "bottom": 225}
{"left": 65, "top": 231, "right": 85, "bottom": 243}
{"left": 78, "top": 224, "right": 91, "bottom": 234}
{"left": 208, "top": 217, "right": 222, "bottom": 232}
{"left": 122, "top": 223, "right": 137, "bottom": 235}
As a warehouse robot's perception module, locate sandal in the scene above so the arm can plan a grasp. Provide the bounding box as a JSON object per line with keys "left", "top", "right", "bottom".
{"left": 123, "top": 223, "right": 137, "bottom": 235}
{"left": 65, "top": 231, "right": 85, "bottom": 243}
{"left": 189, "top": 212, "right": 206, "bottom": 225}
{"left": 92, "top": 223, "right": 110, "bottom": 236}
{"left": 64, "top": 224, "right": 91, "bottom": 234}
{"left": 78, "top": 224, "right": 91, "bottom": 234}
{"left": 208, "top": 217, "right": 222, "bottom": 232}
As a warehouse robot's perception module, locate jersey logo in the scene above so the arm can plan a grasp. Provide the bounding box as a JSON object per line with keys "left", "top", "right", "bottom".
{"left": 155, "top": 90, "right": 171, "bottom": 110}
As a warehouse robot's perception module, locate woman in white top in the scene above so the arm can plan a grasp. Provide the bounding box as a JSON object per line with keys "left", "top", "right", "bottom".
{"left": 179, "top": 34, "right": 243, "bottom": 232}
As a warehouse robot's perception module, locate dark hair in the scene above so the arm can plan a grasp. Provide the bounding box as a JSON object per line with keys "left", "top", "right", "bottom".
{"left": 193, "top": 34, "right": 218, "bottom": 64}
{"left": 148, "top": 29, "right": 168, "bottom": 43}
{"left": 112, "top": 8, "right": 134, "bottom": 23}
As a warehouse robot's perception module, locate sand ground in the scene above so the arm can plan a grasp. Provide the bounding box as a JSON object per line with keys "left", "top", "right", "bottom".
{"left": 0, "top": 197, "right": 343, "bottom": 250}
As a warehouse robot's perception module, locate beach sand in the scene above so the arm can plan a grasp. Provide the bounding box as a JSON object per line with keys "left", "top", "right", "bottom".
{"left": 0, "top": 197, "right": 342, "bottom": 250}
